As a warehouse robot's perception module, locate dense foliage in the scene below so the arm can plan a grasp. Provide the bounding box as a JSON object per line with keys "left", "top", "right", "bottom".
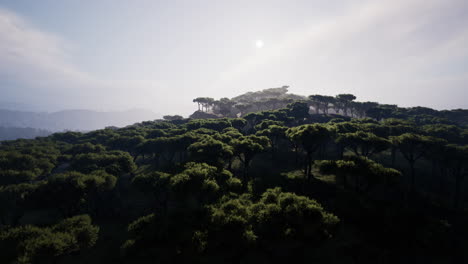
{"left": 1, "top": 90, "right": 467, "bottom": 263}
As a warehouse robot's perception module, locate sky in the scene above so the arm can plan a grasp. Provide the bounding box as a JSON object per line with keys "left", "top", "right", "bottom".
{"left": 0, "top": 0, "right": 467, "bottom": 116}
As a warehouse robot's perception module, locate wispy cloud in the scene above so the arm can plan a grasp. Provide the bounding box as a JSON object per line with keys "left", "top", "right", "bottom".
{"left": 0, "top": 7, "right": 168, "bottom": 112}
{"left": 0, "top": 8, "right": 91, "bottom": 88}
{"left": 217, "top": 0, "right": 468, "bottom": 109}
{"left": 1, "top": 1, "right": 467, "bottom": 113}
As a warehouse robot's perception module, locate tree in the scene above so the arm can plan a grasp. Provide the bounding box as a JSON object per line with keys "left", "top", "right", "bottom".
{"left": 443, "top": 144, "right": 468, "bottom": 208}
{"left": 317, "top": 157, "right": 401, "bottom": 192}
{"left": 0, "top": 215, "right": 99, "bottom": 264}
{"left": 122, "top": 163, "right": 242, "bottom": 261}
{"left": 213, "top": 98, "right": 236, "bottom": 117}
{"left": 193, "top": 98, "right": 202, "bottom": 111}
{"left": 188, "top": 136, "right": 234, "bottom": 168}
{"left": 207, "top": 188, "right": 339, "bottom": 260}
{"left": 286, "top": 124, "right": 334, "bottom": 179}
{"left": 256, "top": 125, "right": 288, "bottom": 161}
{"left": 0, "top": 183, "right": 38, "bottom": 225}
{"left": 358, "top": 101, "right": 379, "bottom": 118}
{"left": 308, "top": 95, "right": 326, "bottom": 114}
{"left": 336, "top": 131, "right": 390, "bottom": 158}
{"left": 231, "top": 135, "right": 270, "bottom": 182}
{"left": 37, "top": 171, "right": 116, "bottom": 217}
{"left": 335, "top": 94, "right": 356, "bottom": 116}
{"left": 163, "top": 115, "right": 184, "bottom": 121}
{"left": 391, "top": 133, "right": 437, "bottom": 192}
{"left": 70, "top": 151, "right": 136, "bottom": 176}
{"left": 366, "top": 105, "right": 397, "bottom": 121}
{"left": 193, "top": 97, "right": 215, "bottom": 112}
{"left": 286, "top": 101, "right": 310, "bottom": 121}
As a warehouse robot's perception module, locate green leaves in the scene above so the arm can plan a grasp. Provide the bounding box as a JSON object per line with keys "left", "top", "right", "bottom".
{"left": 207, "top": 188, "right": 339, "bottom": 256}
{"left": 70, "top": 150, "right": 136, "bottom": 176}
{"left": 286, "top": 124, "right": 334, "bottom": 152}
{"left": 390, "top": 133, "right": 437, "bottom": 162}
{"left": 0, "top": 215, "right": 99, "bottom": 264}
{"left": 336, "top": 131, "right": 390, "bottom": 157}
{"left": 317, "top": 156, "right": 401, "bottom": 191}
{"left": 188, "top": 135, "right": 233, "bottom": 167}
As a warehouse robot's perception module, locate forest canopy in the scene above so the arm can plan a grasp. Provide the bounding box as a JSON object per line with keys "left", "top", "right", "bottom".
{"left": 0, "top": 88, "right": 467, "bottom": 263}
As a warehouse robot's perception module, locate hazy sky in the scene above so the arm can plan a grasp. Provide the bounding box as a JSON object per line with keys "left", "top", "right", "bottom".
{"left": 1, "top": 0, "right": 467, "bottom": 115}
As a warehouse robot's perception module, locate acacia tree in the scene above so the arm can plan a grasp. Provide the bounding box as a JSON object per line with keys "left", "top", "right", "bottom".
{"left": 286, "top": 124, "right": 334, "bottom": 180}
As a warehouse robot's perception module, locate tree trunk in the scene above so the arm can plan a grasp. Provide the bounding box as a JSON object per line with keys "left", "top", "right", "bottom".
{"left": 410, "top": 161, "right": 416, "bottom": 192}
{"left": 355, "top": 174, "right": 360, "bottom": 192}
{"left": 453, "top": 168, "right": 463, "bottom": 209}
{"left": 294, "top": 145, "right": 299, "bottom": 165}
{"left": 242, "top": 158, "right": 251, "bottom": 184}
{"left": 133, "top": 153, "right": 139, "bottom": 162}
{"left": 227, "top": 157, "right": 233, "bottom": 171}
{"left": 306, "top": 153, "right": 313, "bottom": 180}
{"left": 391, "top": 146, "right": 396, "bottom": 167}
{"left": 338, "top": 145, "right": 344, "bottom": 160}
{"left": 439, "top": 166, "right": 446, "bottom": 194}
{"left": 431, "top": 159, "right": 437, "bottom": 182}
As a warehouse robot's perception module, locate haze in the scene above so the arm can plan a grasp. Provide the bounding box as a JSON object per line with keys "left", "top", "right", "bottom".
{"left": 1, "top": 0, "right": 468, "bottom": 116}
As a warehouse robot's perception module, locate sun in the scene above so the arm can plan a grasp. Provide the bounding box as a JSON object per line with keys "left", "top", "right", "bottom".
{"left": 255, "top": 40, "right": 264, "bottom": 48}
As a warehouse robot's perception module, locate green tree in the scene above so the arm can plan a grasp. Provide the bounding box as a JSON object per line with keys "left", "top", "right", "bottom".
{"left": 336, "top": 131, "right": 390, "bottom": 158}
{"left": 391, "top": 133, "right": 437, "bottom": 191}
{"left": 0, "top": 215, "right": 98, "bottom": 264}
{"left": 188, "top": 136, "right": 234, "bottom": 168}
{"left": 317, "top": 157, "right": 401, "bottom": 192}
{"left": 286, "top": 124, "right": 334, "bottom": 180}
{"left": 231, "top": 135, "right": 270, "bottom": 182}
{"left": 335, "top": 94, "right": 356, "bottom": 116}
{"left": 443, "top": 144, "right": 468, "bottom": 208}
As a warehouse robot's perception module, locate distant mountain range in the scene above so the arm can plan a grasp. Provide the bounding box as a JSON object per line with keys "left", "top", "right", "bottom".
{"left": 0, "top": 109, "right": 160, "bottom": 135}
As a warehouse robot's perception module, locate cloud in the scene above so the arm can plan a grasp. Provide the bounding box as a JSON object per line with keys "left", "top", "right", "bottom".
{"left": 0, "top": 8, "right": 169, "bottom": 113}
{"left": 0, "top": 8, "right": 91, "bottom": 89}
{"left": 1, "top": 1, "right": 467, "bottom": 113}
{"left": 216, "top": 0, "right": 468, "bottom": 109}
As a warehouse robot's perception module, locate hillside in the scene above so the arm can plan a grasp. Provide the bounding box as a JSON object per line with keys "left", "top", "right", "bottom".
{"left": 0, "top": 90, "right": 467, "bottom": 263}
{"left": 189, "top": 87, "right": 468, "bottom": 127}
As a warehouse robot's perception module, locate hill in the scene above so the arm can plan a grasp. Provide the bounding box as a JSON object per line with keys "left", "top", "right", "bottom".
{"left": 0, "top": 90, "right": 467, "bottom": 263}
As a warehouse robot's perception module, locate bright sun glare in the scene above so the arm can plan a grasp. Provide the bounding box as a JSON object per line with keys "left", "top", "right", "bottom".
{"left": 255, "top": 40, "right": 264, "bottom": 48}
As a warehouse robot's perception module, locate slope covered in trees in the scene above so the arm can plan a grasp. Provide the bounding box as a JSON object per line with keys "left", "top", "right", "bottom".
{"left": 189, "top": 86, "right": 468, "bottom": 127}
{"left": 1, "top": 89, "right": 467, "bottom": 263}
